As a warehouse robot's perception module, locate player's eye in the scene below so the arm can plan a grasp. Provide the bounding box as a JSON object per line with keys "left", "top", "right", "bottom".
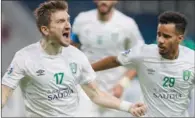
{"left": 163, "top": 34, "right": 171, "bottom": 39}
{"left": 157, "top": 32, "right": 161, "bottom": 37}
{"left": 57, "top": 19, "right": 65, "bottom": 23}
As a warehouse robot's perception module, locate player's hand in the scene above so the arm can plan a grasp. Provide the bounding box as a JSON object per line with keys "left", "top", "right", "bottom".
{"left": 128, "top": 102, "right": 147, "bottom": 117}
{"left": 112, "top": 84, "right": 124, "bottom": 98}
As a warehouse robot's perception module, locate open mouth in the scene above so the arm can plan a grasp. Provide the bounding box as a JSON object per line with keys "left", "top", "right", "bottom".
{"left": 63, "top": 32, "right": 69, "bottom": 38}
{"left": 158, "top": 45, "right": 165, "bottom": 49}
{"left": 159, "top": 47, "right": 164, "bottom": 50}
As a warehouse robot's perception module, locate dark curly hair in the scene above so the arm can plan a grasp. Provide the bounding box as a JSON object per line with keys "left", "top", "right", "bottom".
{"left": 158, "top": 11, "right": 187, "bottom": 34}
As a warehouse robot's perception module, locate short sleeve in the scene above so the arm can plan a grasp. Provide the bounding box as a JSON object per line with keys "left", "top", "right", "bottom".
{"left": 2, "top": 53, "right": 25, "bottom": 89}
{"left": 79, "top": 54, "right": 96, "bottom": 85}
{"left": 117, "top": 44, "right": 143, "bottom": 69}
{"left": 124, "top": 19, "right": 144, "bottom": 49}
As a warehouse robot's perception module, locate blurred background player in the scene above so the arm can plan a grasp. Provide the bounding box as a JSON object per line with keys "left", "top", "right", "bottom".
{"left": 92, "top": 11, "right": 195, "bottom": 117}
{"left": 71, "top": 0, "right": 144, "bottom": 117}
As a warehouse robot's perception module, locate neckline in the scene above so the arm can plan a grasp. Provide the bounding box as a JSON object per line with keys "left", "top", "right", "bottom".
{"left": 38, "top": 41, "right": 62, "bottom": 58}
{"left": 159, "top": 45, "right": 182, "bottom": 62}
{"left": 96, "top": 9, "right": 116, "bottom": 24}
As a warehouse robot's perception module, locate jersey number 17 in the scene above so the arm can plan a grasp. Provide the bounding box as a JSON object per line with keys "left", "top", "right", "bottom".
{"left": 54, "top": 73, "right": 64, "bottom": 84}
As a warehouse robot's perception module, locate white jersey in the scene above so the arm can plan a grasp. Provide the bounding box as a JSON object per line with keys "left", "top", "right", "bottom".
{"left": 117, "top": 44, "right": 195, "bottom": 117}
{"left": 72, "top": 9, "right": 144, "bottom": 90}
{"left": 2, "top": 41, "right": 96, "bottom": 117}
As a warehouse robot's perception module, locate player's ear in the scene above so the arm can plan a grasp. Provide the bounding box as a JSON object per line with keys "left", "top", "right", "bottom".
{"left": 41, "top": 26, "right": 49, "bottom": 36}
{"left": 177, "top": 35, "right": 184, "bottom": 44}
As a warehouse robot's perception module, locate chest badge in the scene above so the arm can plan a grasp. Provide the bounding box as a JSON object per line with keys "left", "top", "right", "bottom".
{"left": 183, "top": 70, "right": 191, "bottom": 81}
{"left": 69, "top": 62, "right": 77, "bottom": 74}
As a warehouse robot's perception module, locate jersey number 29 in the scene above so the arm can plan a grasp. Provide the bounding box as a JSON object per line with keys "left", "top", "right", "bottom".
{"left": 163, "top": 77, "right": 175, "bottom": 87}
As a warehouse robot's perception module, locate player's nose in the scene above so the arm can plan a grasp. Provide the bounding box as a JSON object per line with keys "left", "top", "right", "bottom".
{"left": 64, "top": 22, "right": 71, "bottom": 31}
{"left": 158, "top": 37, "right": 165, "bottom": 44}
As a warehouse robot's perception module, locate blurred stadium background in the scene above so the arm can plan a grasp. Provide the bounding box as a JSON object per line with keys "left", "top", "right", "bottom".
{"left": 1, "top": 0, "right": 195, "bottom": 116}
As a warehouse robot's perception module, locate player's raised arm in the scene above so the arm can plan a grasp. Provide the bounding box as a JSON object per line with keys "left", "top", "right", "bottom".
{"left": 81, "top": 81, "right": 147, "bottom": 117}
{"left": 92, "top": 56, "right": 120, "bottom": 72}
{"left": 92, "top": 44, "right": 143, "bottom": 72}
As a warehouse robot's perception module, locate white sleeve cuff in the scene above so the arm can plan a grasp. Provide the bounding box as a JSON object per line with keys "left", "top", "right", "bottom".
{"left": 2, "top": 80, "right": 17, "bottom": 89}
{"left": 119, "top": 101, "right": 133, "bottom": 112}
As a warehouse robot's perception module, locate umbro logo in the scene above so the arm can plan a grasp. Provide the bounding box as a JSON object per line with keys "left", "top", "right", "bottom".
{"left": 147, "top": 68, "right": 155, "bottom": 75}
{"left": 36, "top": 69, "right": 45, "bottom": 76}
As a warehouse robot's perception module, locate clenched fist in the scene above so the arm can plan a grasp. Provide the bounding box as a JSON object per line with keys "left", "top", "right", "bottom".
{"left": 129, "top": 102, "right": 147, "bottom": 117}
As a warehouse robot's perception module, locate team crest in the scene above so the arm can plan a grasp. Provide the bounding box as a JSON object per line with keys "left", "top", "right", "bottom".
{"left": 183, "top": 70, "right": 191, "bottom": 81}
{"left": 69, "top": 62, "right": 77, "bottom": 74}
